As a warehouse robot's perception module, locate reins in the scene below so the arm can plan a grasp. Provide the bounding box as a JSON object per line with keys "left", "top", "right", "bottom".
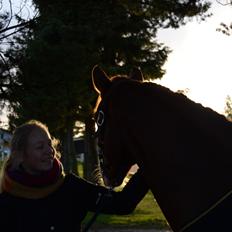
{"left": 81, "top": 192, "right": 104, "bottom": 232}
{"left": 82, "top": 189, "right": 113, "bottom": 232}
{"left": 179, "top": 189, "right": 232, "bottom": 232}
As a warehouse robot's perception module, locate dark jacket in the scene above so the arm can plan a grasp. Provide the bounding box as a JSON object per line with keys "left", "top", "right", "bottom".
{"left": 0, "top": 171, "right": 148, "bottom": 232}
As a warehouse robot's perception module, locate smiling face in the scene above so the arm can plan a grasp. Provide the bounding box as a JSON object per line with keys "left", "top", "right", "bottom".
{"left": 22, "top": 127, "right": 55, "bottom": 174}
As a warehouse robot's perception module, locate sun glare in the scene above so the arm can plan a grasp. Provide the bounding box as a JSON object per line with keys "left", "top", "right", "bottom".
{"left": 156, "top": 1, "right": 232, "bottom": 115}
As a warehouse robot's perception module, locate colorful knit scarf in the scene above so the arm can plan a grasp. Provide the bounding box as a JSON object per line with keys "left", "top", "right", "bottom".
{"left": 1, "top": 157, "right": 65, "bottom": 199}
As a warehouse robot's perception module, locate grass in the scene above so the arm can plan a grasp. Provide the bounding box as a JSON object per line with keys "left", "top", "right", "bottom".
{"left": 79, "top": 162, "right": 170, "bottom": 229}
{"left": 83, "top": 191, "right": 170, "bottom": 230}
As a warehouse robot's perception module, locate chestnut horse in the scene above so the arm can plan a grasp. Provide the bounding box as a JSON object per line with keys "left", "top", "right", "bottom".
{"left": 92, "top": 65, "right": 232, "bottom": 232}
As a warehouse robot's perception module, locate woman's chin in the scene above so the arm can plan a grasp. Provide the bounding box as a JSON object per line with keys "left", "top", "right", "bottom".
{"left": 41, "top": 160, "right": 54, "bottom": 171}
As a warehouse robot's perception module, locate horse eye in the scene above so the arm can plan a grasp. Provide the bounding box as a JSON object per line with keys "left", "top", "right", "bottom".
{"left": 97, "top": 110, "right": 104, "bottom": 126}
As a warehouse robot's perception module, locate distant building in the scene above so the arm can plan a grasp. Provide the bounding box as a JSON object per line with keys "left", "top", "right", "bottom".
{"left": 0, "top": 128, "right": 12, "bottom": 161}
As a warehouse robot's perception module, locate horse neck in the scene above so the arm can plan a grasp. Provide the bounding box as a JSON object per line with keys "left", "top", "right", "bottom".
{"left": 109, "top": 81, "right": 232, "bottom": 232}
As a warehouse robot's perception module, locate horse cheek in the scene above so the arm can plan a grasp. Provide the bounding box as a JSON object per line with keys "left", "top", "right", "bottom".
{"left": 104, "top": 128, "right": 122, "bottom": 181}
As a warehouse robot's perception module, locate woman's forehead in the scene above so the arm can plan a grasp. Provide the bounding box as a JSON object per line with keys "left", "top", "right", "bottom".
{"left": 28, "top": 128, "right": 51, "bottom": 143}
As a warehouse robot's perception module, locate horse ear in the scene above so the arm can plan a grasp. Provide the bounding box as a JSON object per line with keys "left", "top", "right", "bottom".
{"left": 92, "top": 65, "right": 111, "bottom": 94}
{"left": 129, "top": 67, "right": 144, "bottom": 81}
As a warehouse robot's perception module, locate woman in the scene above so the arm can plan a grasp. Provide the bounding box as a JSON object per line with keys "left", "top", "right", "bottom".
{"left": 0, "top": 120, "right": 148, "bottom": 232}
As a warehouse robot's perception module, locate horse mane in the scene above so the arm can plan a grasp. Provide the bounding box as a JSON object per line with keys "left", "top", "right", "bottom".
{"left": 144, "top": 81, "right": 232, "bottom": 132}
{"left": 108, "top": 76, "right": 232, "bottom": 138}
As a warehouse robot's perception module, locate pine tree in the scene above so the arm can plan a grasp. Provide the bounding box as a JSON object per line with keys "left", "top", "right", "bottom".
{"left": 4, "top": 0, "right": 211, "bottom": 179}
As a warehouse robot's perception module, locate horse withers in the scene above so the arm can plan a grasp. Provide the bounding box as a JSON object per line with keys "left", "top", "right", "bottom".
{"left": 92, "top": 65, "right": 232, "bottom": 232}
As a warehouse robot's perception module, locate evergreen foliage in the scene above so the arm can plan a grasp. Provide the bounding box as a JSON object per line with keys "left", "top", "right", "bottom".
{"left": 224, "top": 95, "right": 232, "bottom": 121}
{"left": 0, "top": 0, "right": 211, "bottom": 175}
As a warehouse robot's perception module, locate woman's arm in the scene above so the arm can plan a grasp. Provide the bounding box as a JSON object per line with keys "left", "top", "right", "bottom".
{"left": 79, "top": 169, "right": 149, "bottom": 214}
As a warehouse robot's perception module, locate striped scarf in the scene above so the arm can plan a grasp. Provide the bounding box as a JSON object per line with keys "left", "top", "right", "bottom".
{"left": 1, "top": 157, "right": 65, "bottom": 199}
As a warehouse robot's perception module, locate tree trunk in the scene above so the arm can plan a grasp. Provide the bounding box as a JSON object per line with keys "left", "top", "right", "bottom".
{"left": 83, "top": 114, "right": 98, "bottom": 183}
{"left": 61, "top": 122, "right": 78, "bottom": 175}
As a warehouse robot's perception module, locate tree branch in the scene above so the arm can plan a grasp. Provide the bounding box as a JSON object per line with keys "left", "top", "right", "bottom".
{"left": 0, "top": 18, "right": 36, "bottom": 35}
{"left": 216, "top": 0, "right": 231, "bottom": 6}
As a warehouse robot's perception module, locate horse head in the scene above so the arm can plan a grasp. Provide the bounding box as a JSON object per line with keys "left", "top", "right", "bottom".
{"left": 92, "top": 65, "right": 232, "bottom": 232}
{"left": 92, "top": 65, "right": 143, "bottom": 187}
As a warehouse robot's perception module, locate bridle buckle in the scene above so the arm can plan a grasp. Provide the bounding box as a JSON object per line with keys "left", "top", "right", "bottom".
{"left": 96, "top": 110, "right": 105, "bottom": 127}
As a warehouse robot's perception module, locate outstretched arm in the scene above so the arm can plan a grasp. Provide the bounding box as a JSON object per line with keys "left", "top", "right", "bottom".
{"left": 85, "top": 169, "right": 149, "bottom": 214}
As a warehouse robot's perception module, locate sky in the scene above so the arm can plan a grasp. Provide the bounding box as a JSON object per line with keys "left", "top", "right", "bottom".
{"left": 156, "top": 0, "right": 232, "bottom": 115}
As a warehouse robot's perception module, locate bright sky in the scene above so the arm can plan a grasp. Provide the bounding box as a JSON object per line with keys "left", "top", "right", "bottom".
{"left": 156, "top": 0, "right": 232, "bottom": 115}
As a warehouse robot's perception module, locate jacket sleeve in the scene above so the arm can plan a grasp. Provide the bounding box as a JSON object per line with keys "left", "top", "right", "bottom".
{"left": 0, "top": 194, "right": 15, "bottom": 231}
{"left": 83, "top": 169, "right": 149, "bottom": 215}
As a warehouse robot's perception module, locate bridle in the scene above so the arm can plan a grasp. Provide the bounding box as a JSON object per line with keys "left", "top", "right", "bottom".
{"left": 94, "top": 107, "right": 115, "bottom": 189}
{"left": 96, "top": 110, "right": 104, "bottom": 167}
{"left": 94, "top": 102, "right": 134, "bottom": 187}
{"left": 96, "top": 110, "right": 105, "bottom": 127}
{"left": 82, "top": 108, "right": 112, "bottom": 232}
{"left": 94, "top": 107, "right": 108, "bottom": 180}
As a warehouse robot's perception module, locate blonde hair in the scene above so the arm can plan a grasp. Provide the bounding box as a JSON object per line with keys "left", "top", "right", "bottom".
{"left": 6, "top": 120, "right": 61, "bottom": 171}
{"left": 0, "top": 120, "right": 61, "bottom": 192}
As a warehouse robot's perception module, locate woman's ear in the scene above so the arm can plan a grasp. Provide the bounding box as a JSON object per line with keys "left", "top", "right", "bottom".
{"left": 92, "top": 65, "right": 111, "bottom": 95}
{"left": 7, "top": 150, "right": 24, "bottom": 171}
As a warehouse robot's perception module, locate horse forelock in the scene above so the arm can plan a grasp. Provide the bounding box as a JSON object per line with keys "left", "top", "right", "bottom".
{"left": 110, "top": 74, "right": 128, "bottom": 81}
{"left": 93, "top": 76, "right": 128, "bottom": 114}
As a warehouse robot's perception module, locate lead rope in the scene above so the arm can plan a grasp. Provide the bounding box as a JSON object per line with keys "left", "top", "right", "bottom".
{"left": 179, "top": 189, "right": 232, "bottom": 232}
{"left": 82, "top": 188, "right": 113, "bottom": 232}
